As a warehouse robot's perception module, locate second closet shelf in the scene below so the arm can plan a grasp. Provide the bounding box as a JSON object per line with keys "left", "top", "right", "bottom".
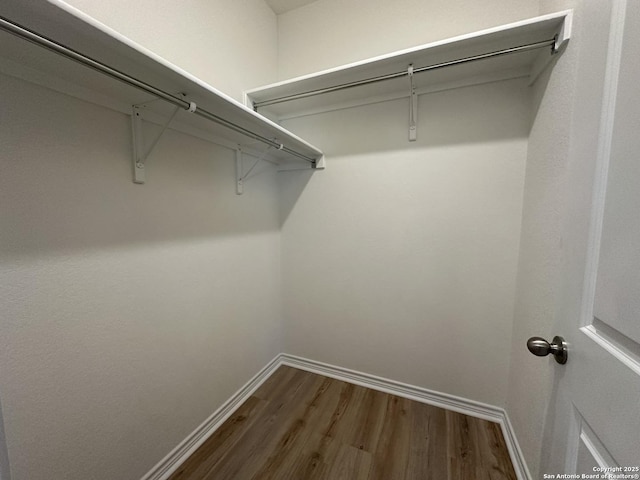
{"left": 246, "top": 10, "right": 572, "bottom": 120}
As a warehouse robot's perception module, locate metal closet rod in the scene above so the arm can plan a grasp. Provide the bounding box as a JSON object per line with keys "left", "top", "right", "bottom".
{"left": 0, "top": 16, "right": 316, "bottom": 165}
{"left": 253, "top": 37, "right": 557, "bottom": 109}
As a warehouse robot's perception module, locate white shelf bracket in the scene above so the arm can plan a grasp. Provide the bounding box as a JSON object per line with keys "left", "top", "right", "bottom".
{"left": 131, "top": 105, "right": 146, "bottom": 184}
{"left": 408, "top": 64, "right": 418, "bottom": 142}
{"left": 236, "top": 148, "right": 244, "bottom": 195}
{"left": 235, "top": 144, "right": 275, "bottom": 195}
{"left": 130, "top": 95, "right": 192, "bottom": 184}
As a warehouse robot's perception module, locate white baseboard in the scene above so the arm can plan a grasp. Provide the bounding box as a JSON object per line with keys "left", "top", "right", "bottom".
{"left": 280, "top": 354, "right": 505, "bottom": 422}
{"left": 139, "top": 355, "right": 282, "bottom": 480}
{"left": 500, "top": 410, "right": 533, "bottom": 480}
{"left": 280, "top": 354, "right": 531, "bottom": 480}
{"left": 141, "top": 353, "right": 531, "bottom": 480}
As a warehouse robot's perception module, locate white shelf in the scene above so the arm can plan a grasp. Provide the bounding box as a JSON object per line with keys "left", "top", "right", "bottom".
{"left": 0, "top": 0, "right": 325, "bottom": 170}
{"left": 246, "top": 10, "right": 572, "bottom": 120}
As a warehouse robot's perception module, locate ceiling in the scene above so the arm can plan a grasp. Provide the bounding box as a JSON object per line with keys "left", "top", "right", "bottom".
{"left": 264, "top": 0, "right": 319, "bottom": 14}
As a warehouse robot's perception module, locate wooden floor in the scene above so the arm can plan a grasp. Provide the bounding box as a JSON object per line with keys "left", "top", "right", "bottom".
{"left": 168, "top": 366, "right": 517, "bottom": 480}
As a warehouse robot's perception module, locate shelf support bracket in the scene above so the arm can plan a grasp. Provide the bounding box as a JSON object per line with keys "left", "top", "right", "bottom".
{"left": 408, "top": 64, "right": 418, "bottom": 142}
{"left": 131, "top": 105, "right": 146, "bottom": 184}
{"left": 131, "top": 95, "right": 194, "bottom": 184}
{"left": 236, "top": 148, "right": 244, "bottom": 195}
{"left": 236, "top": 144, "right": 275, "bottom": 195}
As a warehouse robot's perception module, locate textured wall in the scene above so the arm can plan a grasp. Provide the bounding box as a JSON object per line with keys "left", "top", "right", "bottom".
{"left": 65, "top": 0, "right": 278, "bottom": 101}
{"left": 277, "top": 0, "right": 538, "bottom": 79}
{"left": 505, "top": 0, "right": 619, "bottom": 476}
{"left": 279, "top": 79, "right": 530, "bottom": 406}
{"left": 0, "top": 1, "right": 281, "bottom": 479}
{"left": 275, "top": 0, "right": 536, "bottom": 409}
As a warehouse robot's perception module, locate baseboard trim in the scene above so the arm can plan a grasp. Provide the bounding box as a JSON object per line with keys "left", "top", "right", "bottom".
{"left": 500, "top": 411, "right": 533, "bottom": 480}
{"left": 280, "top": 354, "right": 531, "bottom": 480}
{"left": 139, "top": 355, "right": 282, "bottom": 480}
{"left": 280, "top": 354, "right": 504, "bottom": 422}
{"left": 141, "top": 353, "right": 531, "bottom": 480}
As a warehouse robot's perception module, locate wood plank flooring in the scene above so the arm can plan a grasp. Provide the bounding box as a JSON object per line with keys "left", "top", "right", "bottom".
{"left": 168, "top": 366, "right": 517, "bottom": 480}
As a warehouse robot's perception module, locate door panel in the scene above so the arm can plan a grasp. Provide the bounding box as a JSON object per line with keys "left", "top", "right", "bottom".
{"left": 574, "top": 412, "right": 617, "bottom": 474}
{"left": 593, "top": 0, "right": 640, "bottom": 346}
{"left": 553, "top": 0, "right": 640, "bottom": 473}
{"left": 576, "top": 445, "right": 598, "bottom": 476}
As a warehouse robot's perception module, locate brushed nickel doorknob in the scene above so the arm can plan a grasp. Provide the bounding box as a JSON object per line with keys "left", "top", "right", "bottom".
{"left": 526, "top": 336, "right": 568, "bottom": 364}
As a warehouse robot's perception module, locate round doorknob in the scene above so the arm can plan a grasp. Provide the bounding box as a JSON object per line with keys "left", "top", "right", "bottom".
{"left": 526, "top": 336, "right": 568, "bottom": 364}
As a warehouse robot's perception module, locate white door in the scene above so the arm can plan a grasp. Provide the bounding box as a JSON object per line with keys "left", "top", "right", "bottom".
{"left": 547, "top": 0, "right": 640, "bottom": 474}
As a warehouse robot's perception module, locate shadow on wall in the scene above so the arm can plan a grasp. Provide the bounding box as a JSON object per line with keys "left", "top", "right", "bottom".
{"left": 280, "top": 78, "right": 534, "bottom": 159}
{"left": 276, "top": 77, "right": 534, "bottom": 226}
{"left": 529, "top": 49, "right": 564, "bottom": 126}
{"left": 278, "top": 169, "right": 314, "bottom": 228}
{"left": 0, "top": 73, "right": 281, "bottom": 259}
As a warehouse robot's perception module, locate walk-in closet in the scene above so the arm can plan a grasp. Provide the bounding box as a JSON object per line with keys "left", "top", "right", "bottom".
{"left": 1, "top": 0, "right": 638, "bottom": 479}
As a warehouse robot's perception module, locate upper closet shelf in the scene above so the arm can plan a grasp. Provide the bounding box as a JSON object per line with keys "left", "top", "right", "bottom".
{"left": 246, "top": 10, "right": 572, "bottom": 120}
{"left": 0, "top": 0, "right": 325, "bottom": 176}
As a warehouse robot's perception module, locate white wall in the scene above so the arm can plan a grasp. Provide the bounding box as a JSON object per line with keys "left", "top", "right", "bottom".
{"left": 505, "top": 0, "right": 617, "bottom": 476}
{"left": 65, "top": 0, "right": 278, "bottom": 101}
{"left": 279, "top": 78, "right": 530, "bottom": 406}
{"left": 504, "top": 33, "right": 577, "bottom": 479}
{"left": 275, "top": 0, "right": 536, "bottom": 407}
{"left": 277, "top": 0, "right": 538, "bottom": 79}
{"left": 0, "top": 1, "right": 281, "bottom": 479}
